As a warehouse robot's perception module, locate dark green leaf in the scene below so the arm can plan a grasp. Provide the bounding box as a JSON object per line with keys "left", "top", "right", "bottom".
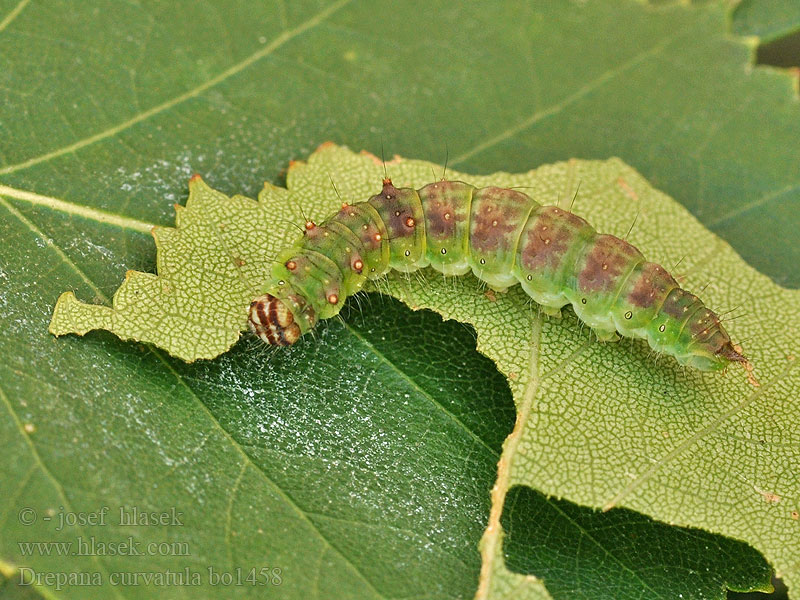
{"left": 501, "top": 485, "right": 773, "bottom": 600}
{"left": 731, "top": 0, "right": 800, "bottom": 41}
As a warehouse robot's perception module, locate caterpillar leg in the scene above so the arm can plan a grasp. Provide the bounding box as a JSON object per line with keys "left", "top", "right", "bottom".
{"left": 593, "top": 328, "right": 620, "bottom": 343}
{"left": 539, "top": 305, "right": 562, "bottom": 319}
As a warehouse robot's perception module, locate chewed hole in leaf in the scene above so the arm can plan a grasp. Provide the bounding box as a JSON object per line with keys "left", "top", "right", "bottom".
{"left": 755, "top": 30, "right": 800, "bottom": 69}
{"left": 165, "top": 293, "right": 515, "bottom": 597}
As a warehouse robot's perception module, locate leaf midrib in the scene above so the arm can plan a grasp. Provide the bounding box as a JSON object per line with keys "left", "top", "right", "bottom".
{"left": 475, "top": 315, "right": 542, "bottom": 600}
{"left": 0, "top": 184, "right": 158, "bottom": 233}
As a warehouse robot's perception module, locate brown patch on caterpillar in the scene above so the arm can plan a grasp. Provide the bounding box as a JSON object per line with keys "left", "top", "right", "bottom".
{"left": 661, "top": 288, "right": 701, "bottom": 319}
{"left": 369, "top": 180, "right": 417, "bottom": 238}
{"left": 470, "top": 188, "right": 527, "bottom": 253}
{"left": 425, "top": 201, "right": 457, "bottom": 238}
{"left": 627, "top": 262, "right": 678, "bottom": 308}
{"left": 578, "top": 235, "right": 642, "bottom": 293}
{"left": 520, "top": 207, "right": 589, "bottom": 271}
{"left": 189, "top": 173, "right": 203, "bottom": 183}
{"left": 248, "top": 294, "right": 302, "bottom": 346}
{"left": 688, "top": 308, "right": 728, "bottom": 345}
{"left": 792, "top": 510, "right": 799, "bottom": 520}
{"left": 420, "top": 181, "right": 469, "bottom": 239}
{"left": 484, "top": 289, "right": 497, "bottom": 302}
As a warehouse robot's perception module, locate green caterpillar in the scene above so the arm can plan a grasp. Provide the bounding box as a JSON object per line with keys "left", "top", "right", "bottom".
{"left": 249, "top": 177, "right": 747, "bottom": 372}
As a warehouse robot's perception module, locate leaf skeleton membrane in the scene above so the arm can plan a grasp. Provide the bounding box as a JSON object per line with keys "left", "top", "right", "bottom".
{"left": 249, "top": 175, "right": 749, "bottom": 373}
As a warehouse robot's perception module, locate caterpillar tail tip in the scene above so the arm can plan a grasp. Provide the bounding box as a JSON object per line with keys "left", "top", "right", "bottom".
{"left": 720, "top": 343, "right": 760, "bottom": 387}
{"left": 719, "top": 342, "right": 748, "bottom": 364}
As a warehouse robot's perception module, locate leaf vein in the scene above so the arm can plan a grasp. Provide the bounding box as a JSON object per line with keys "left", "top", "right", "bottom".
{"left": 450, "top": 21, "right": 698, "bottom": 167}
{"left": 342, "top": 322, "right": 499, "bottom": 458}
{"left": 0, "top": 184, "right": 158, "bottom": 234}
{"left": 0, "top": 383, "right": 126, "bottom": 600}
{"left": 0, "top": 0, "right": 30, "bottom": 33}
{"left": 706, "top": 181, "right": 800, "bottom": 229}
{"left": 0, "top": 0, "right": 353, "bottom": 176}
{"left": 603, "top": 357, "right": 800, "bottom": 511}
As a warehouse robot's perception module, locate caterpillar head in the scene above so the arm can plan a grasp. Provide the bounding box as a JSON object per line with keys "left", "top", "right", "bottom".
{"left": 248, "top": 294, "right": 302, "bottom": 346}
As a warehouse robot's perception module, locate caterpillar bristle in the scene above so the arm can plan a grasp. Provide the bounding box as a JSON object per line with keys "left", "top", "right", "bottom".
{"left": 569, "top": 180, "right": 581, "bottom": 213}
{"left": 328, "top": 174, "right": 342, "bottom": 201}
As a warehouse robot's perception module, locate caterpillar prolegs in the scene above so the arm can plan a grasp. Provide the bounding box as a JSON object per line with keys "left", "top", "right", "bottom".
{"left": 248, "top": 178, "right": 747, "bottom": 372}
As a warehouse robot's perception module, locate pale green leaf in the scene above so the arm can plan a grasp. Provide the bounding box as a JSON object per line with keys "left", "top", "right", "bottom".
{"left": 49, "top": 177, "right": 278, "bottom": 361}
{"left": 50, "top": 144, "right": 800, "bottom": 596}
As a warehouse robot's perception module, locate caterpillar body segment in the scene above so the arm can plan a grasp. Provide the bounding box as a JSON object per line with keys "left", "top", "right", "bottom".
{"left": 468, "top": 187, "right": 535, "bottom": 290}
{"left": 249, "top": 179, "right": 746, "bottom": 372}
